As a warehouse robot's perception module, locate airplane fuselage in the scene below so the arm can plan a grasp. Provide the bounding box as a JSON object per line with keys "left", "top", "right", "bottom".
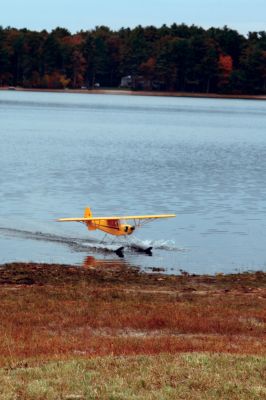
{"left": 86, "top": 220, "right": 135, "bottom": 236}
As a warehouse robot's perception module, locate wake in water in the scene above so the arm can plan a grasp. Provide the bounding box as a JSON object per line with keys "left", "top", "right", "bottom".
{"left": 126, "top": 236, "right": 178, "bottom": 251}
{"left": 0, "top": 226, "right": 184, "bottom": 255}
{"left": 80, "top": 236, "right": 181, "bottom": 256}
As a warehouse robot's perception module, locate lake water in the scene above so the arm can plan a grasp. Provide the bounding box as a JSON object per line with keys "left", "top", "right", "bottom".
{"left": 1, "top": 90, "right": 266, "bottom": 274}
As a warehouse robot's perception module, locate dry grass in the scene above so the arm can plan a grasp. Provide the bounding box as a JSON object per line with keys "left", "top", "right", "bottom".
{"left": 0, "top": 263, "right": 265, "bottom": 366}
{"left": 0, "top": 354, "right": 265, "bottom": 399}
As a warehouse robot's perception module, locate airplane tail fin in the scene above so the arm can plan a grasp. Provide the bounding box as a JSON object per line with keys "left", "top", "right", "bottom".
{"left": 84, "top": 207, "right": 93, "bottom": 218}
{"left": 84, "top": 207, "right": 96, "bottom": 230}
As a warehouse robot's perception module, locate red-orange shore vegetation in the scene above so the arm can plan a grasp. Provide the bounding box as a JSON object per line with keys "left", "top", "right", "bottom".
{"left": 0, "top": 262, "right": 265, "bottom": 366}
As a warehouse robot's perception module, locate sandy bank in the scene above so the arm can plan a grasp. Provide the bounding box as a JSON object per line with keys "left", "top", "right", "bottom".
{"left": 1, "top": 86, "right": 266, "bottom": 100}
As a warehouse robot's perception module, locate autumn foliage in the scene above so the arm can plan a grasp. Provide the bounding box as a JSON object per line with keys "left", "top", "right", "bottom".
{"left": 218, "top": 54, "right": 233, "bottom": 86}
{"left": 0, "top": 24, "right": 265, "bottom": 93}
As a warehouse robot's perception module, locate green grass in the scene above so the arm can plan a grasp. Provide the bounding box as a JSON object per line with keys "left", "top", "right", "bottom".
{"left": 0, "top": 353, "right": 265, "bottom": 400}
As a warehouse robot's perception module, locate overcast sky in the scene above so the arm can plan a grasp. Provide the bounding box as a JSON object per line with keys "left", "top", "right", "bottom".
{"left": 1, "top": 0, "right": 265, "bottom": 35}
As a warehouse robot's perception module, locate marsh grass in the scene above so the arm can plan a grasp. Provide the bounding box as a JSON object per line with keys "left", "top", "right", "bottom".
{"left": 0, "top": 354, "right": 265, "bottom": 399}
{"left": 0, "top": 263, "right": 265, "bottom": 365}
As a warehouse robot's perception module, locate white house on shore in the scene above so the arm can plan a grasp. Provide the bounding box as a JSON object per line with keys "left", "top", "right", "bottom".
{"left": 120, "top": 75, "right": 132, "bottom": 88}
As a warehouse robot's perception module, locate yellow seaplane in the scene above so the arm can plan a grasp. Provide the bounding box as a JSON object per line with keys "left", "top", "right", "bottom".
{"left": 58, "top": 207, "right": 176, "bottom": 255}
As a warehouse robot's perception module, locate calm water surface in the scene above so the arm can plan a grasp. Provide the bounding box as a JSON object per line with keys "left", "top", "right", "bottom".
{"left": 1, "top": 90, "right": 266, "bottom": 274}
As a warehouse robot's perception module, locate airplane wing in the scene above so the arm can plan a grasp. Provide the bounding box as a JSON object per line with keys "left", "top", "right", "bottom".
{"left": 57, "top": 214, "right": 175, "bottom": 222}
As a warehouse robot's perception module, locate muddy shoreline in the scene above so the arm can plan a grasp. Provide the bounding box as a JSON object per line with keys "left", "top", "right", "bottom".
{"left": 1, "top": 262, "right": 266, "bottom": 292}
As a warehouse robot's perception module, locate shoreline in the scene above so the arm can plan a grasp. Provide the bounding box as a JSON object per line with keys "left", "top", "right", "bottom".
{"left": 1, "top": 86, "right": 266, "bottom": 100}
{"left": 1, "top": 261, "right": 266, "bottom": 285}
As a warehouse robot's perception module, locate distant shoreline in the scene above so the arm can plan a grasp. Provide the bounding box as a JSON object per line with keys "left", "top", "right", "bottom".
{"left": 1, "top": 86, "right": 266, "bottom": 100}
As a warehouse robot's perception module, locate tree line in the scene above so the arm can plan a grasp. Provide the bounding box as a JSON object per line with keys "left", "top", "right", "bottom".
{"left": 0, "top": 24, "right": 265, "bottom": 94}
